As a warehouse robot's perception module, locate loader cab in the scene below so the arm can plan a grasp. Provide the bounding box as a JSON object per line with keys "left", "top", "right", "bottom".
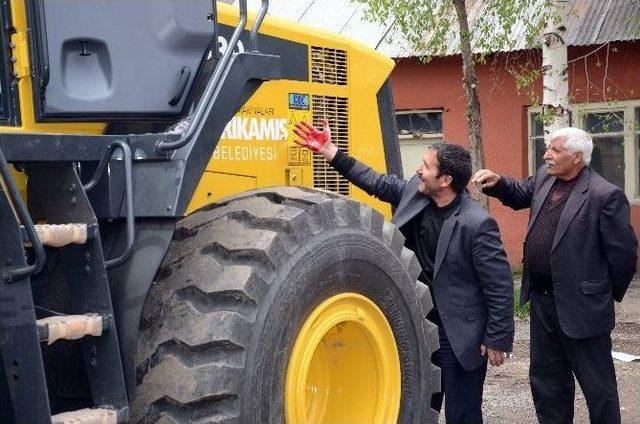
{"left": 22, "top": 0, "right": 306, "bottom": 123}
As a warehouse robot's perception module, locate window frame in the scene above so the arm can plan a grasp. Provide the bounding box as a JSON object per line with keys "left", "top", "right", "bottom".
{"left": 528, "top": 111, "right": 546, "bottom": 173}
{"left": 395, "top": 109, "right": 443, "bottom": 180}
{"left": 528, "top": 100, "right": 640, "bottom": 200}
{"left": 395, "top": 109, "right": 444, "bottom": 140}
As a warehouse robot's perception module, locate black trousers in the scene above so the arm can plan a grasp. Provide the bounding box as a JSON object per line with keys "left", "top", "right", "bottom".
{"left": 431, "top": 312, "right": 488, "bottom": 424}
{"left": 529, "top": 290, "right": 621, "bottom": 424}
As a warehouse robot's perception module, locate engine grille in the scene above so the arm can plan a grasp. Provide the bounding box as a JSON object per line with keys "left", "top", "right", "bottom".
{"left": 312, "top": 95, "right": 349, "bottom": 195}
{"left": 310, "top": 46, "right": 347, "bottom": 85}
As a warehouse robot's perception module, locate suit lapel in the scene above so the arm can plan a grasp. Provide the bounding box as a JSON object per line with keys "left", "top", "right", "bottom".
{"left": 551, "top": 168, "right": 590, "bottom": 251}
{"left": 527, "top": 176, "right": 556, "bottom": 235}
{"left": 433, "top": 195, "right": 464, "bottom": 279}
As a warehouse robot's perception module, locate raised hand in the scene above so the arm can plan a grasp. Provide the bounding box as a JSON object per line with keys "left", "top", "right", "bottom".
{"left": 293, "top": 119, "right": 337, "bottom": 161}
{"left": 471, "top": 169, "right": 501, "bottom": 190}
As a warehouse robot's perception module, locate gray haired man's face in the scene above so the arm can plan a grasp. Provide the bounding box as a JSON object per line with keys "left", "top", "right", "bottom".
{"left": 543, "top": 137, "right": 584, "bottom": 180}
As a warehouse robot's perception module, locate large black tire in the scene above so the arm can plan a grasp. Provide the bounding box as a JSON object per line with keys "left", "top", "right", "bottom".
{"left": 132, "top": 187, "right": 440, "bottom": 423}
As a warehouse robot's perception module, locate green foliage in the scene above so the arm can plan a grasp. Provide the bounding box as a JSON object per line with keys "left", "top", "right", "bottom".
{"left": 514, "top": 285, "right": 531, "bottom": 319}
{"left": 513, "top": 68, "right": 541, "bottom": 92}
{"left": 534, "top": 104, "right": 559, "bottom": 127}
{"left": 508, "top": 61, "right": 543, "bottom": 104}
{"left": 354, "top": 0, "right": 554, "bottom": 59}
{"left": 512, "top": 271, "right": 530, "bottom": 319}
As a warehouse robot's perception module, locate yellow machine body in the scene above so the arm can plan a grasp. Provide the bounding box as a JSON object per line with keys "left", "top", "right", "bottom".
{"left": 3, "top": 1, "right": 396, "bottom": 220}
{"left": 186, "top": 4, "right": 395, "bottom": 218}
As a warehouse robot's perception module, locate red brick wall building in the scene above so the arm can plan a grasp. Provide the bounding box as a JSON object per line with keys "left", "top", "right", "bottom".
{"left": 391, "top": 41, "right": 640, "bottom": 267}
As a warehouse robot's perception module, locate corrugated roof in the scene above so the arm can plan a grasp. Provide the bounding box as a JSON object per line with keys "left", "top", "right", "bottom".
{"left": 242, "top": 0, "right": 640, "bottom": 57}
{"left": 567, "top": 0, "right": 640, "bottom": 46}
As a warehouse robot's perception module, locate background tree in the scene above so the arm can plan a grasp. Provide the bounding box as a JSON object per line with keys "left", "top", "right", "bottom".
{"left": 354, "top": 0, "right": 552, "bottom": 209}
{"left": 541, "top": 0, "right": 569, "bottom": 138}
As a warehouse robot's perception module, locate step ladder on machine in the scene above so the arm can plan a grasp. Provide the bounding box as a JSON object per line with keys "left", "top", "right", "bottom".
{"left": 0, "top": 1, "right": 278, "bottom": 421}
{"left": 0, "top": 142, "right": 132, "bottom": 423}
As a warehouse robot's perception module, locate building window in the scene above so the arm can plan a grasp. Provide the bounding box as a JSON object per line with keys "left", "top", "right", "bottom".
{"left": 396, "top": 110, "right": 443, "bottom": 179}
{"left": 529, "top": 101, "right": 640, "bottom": 198}
{"left": 529, "top": 112, "right": 546, "bottom": 172}
{"left": 583, "top": 111, "right": 625, "bottom": 190}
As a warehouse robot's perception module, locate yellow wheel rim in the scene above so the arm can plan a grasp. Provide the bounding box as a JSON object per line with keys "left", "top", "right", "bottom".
{"left": 285, "top": 293, "right": 401, "bottom": 424}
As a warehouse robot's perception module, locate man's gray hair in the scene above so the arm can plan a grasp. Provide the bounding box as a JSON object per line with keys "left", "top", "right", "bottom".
{"left": 548, "top": 127, "right": 593, "bottom": 166}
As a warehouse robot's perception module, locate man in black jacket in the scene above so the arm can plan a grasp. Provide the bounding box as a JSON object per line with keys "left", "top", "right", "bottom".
{"left": 295, "top": 120, "right": 514, "bottom": 424}
{"left": 473, "top": 127, "right": 637, "bottom": 424}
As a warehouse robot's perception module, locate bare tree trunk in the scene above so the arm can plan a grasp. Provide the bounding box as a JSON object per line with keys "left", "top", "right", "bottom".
{"left": 542, "top": 0, "right": 570, "bottom": 139}
{"left": 452, "top": 0, "right": 488, "bottom": 210}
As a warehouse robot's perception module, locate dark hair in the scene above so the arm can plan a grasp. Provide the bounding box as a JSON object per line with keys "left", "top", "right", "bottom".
{"left": 428, "top": 143, "right": 472, "bottom": 193}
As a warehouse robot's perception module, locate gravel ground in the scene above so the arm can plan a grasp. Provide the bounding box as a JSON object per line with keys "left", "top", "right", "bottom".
{"left": 440, "top": 276, "right": 640, "bottom": 423}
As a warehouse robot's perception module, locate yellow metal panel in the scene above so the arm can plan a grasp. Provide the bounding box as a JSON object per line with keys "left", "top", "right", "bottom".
{"left": 3, "top": 1, "right": 397, "bottom": 222}
{"left": 285, "top": 167, "right": 303, "bottom": 186}
{"left": 10, "top": 30, "right": 29, "bottom": 79}
{"left": 187, "top": 171, "right": 257, "bottom": 214}
{"left": 187, "top": 4, "right": 396, "bottom": 219}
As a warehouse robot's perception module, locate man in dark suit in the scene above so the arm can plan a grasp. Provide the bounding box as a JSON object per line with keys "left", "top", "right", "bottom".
{"left": 294, "top": 120, "right": 515, "bottom": 424}
{"left": 473, "top": 127, "right": 637, "bottom": 424}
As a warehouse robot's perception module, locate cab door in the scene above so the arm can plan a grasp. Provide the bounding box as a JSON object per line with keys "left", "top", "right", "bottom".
{"left": 27, "top": 0, "right": 213, "bottom": 120}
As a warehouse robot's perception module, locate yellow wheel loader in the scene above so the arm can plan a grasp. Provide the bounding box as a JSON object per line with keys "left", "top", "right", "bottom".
{"left": 0, "top": 1, "right": 439, "bottom": 422}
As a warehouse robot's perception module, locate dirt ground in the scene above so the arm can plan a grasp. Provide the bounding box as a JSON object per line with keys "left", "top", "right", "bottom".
{"left": 441, "top": 276, "right": 640, "bottom": 423}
